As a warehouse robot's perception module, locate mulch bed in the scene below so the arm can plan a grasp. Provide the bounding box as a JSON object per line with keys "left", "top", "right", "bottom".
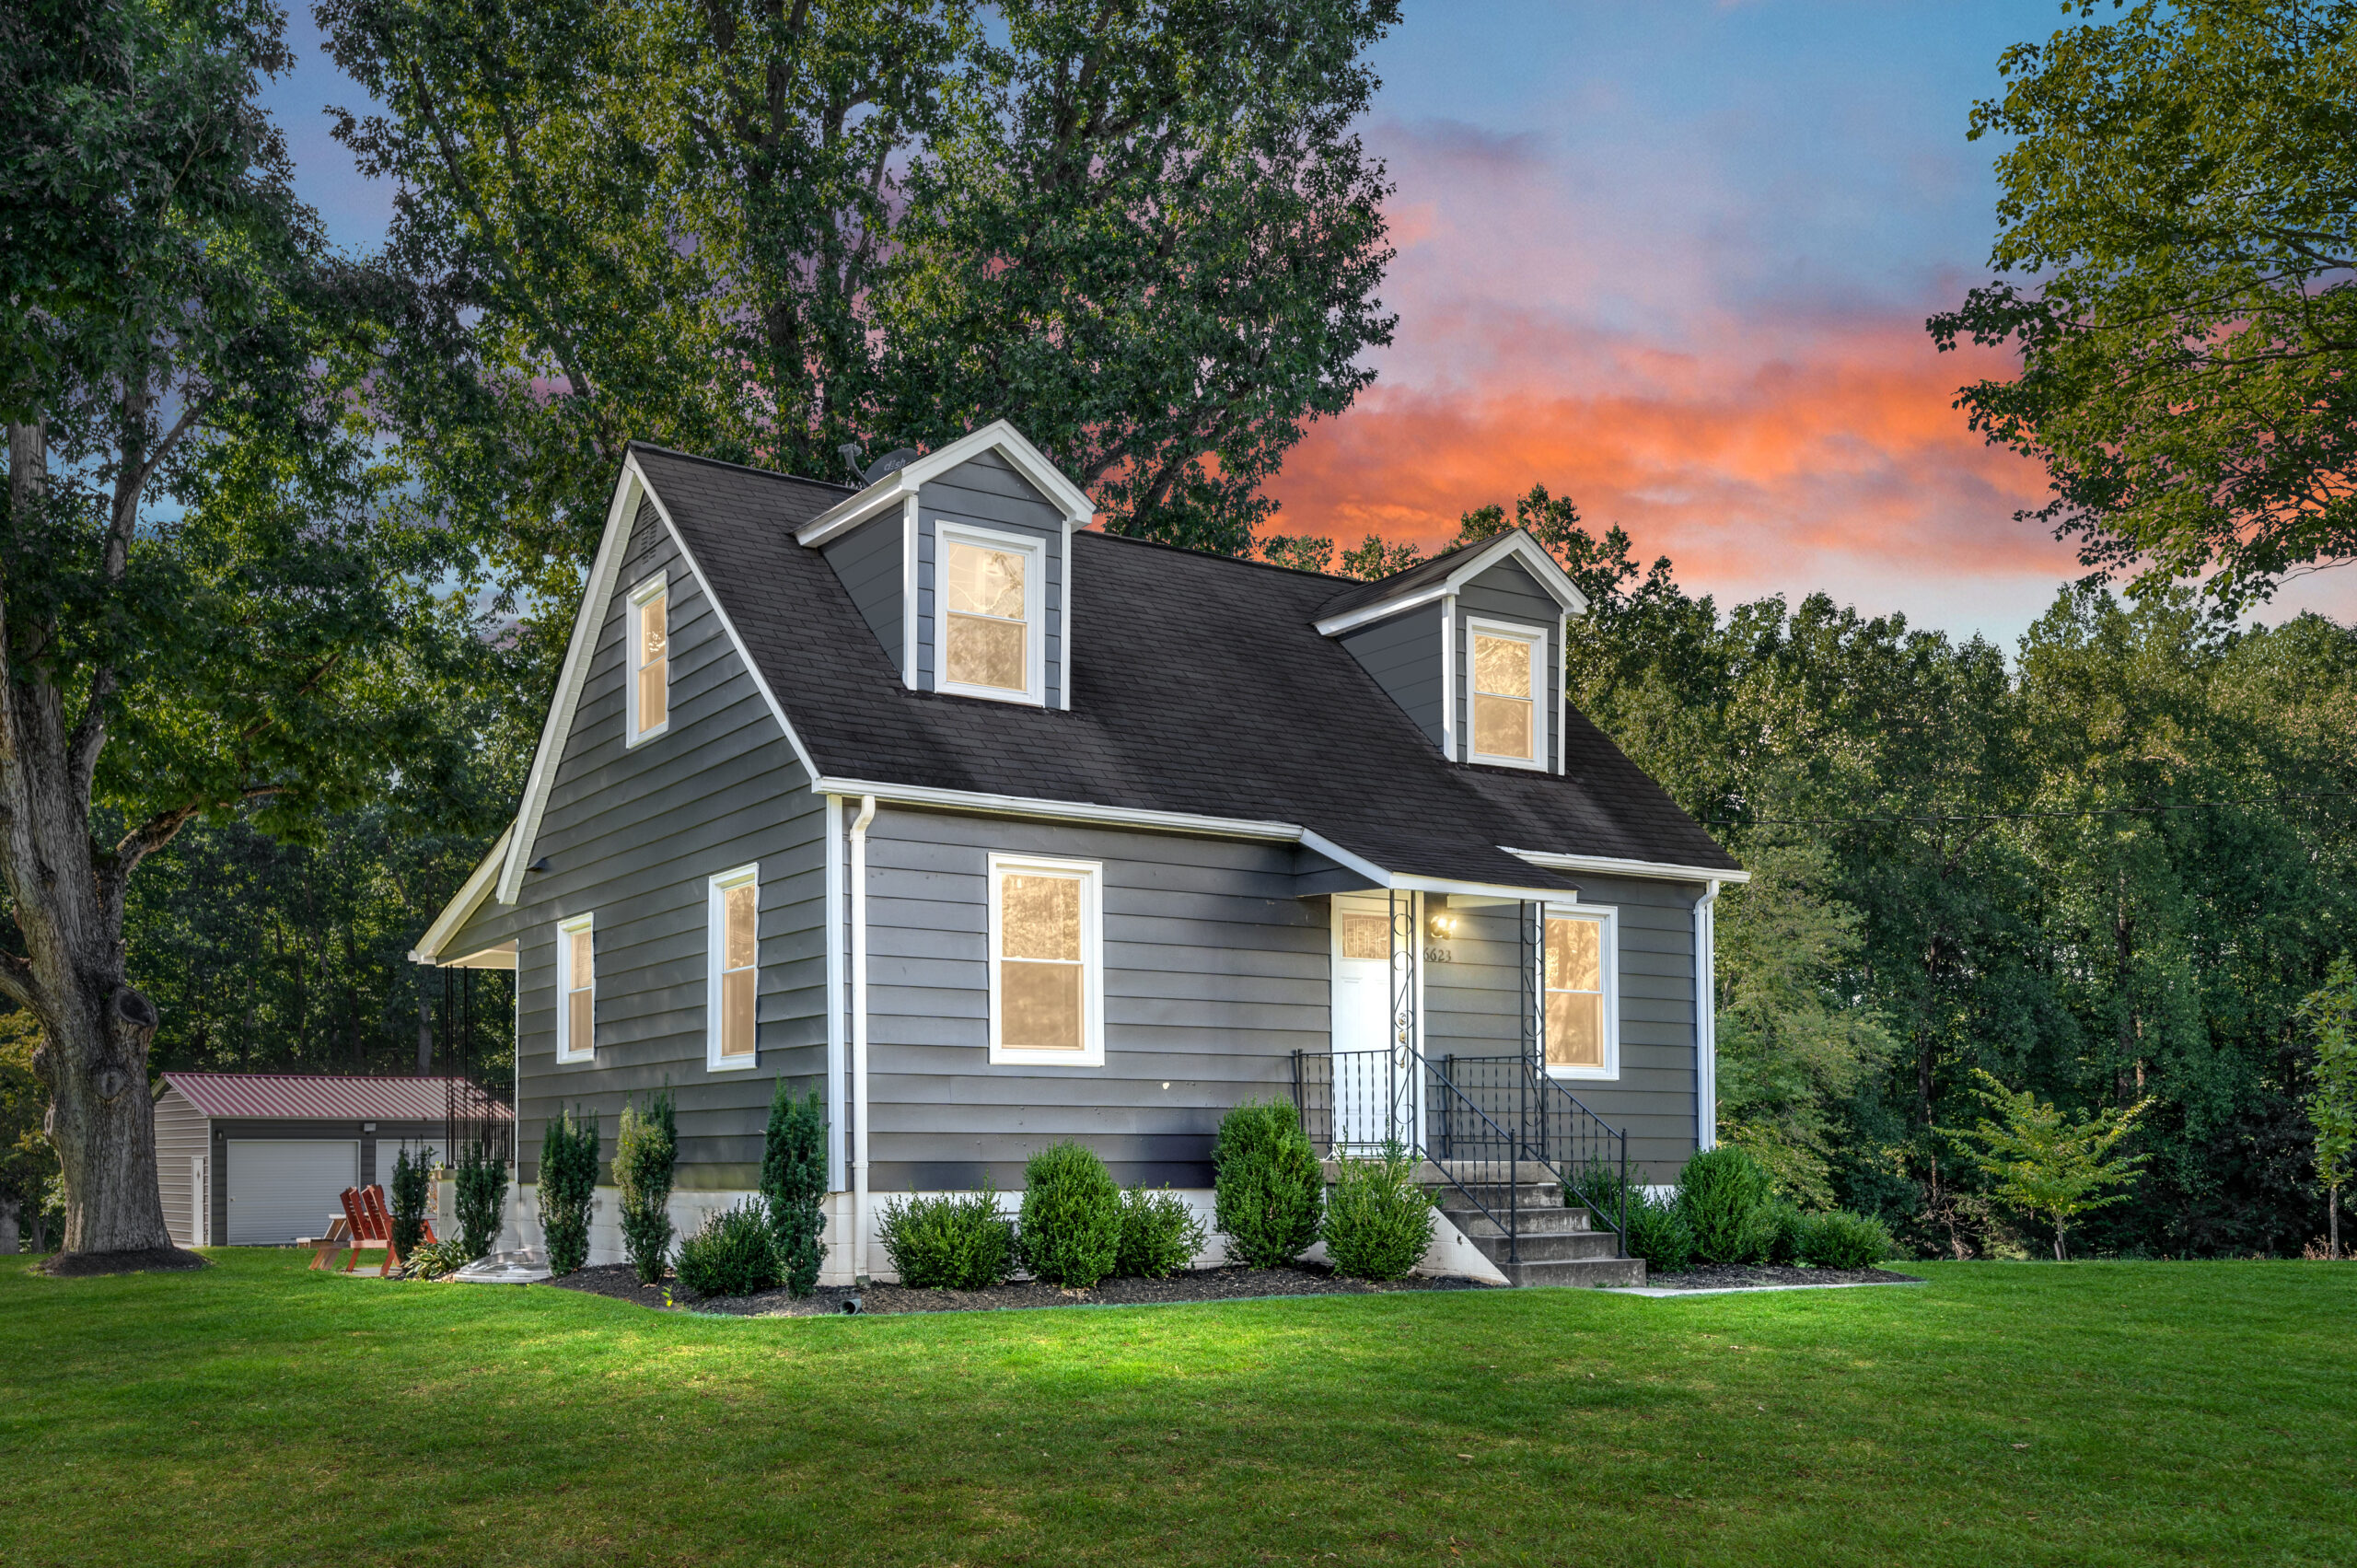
{"left": 547, "top": 1261, "right": 1497, "bottom": 1317}
{"left": 35, "top": 1247, "right": 209, "bottom": 1278}
{"left": 1637, "top": 1263, "right": 1923, "bottom": 1291}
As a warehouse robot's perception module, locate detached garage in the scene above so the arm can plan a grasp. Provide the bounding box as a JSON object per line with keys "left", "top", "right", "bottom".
{"left": 154, "top": 1074, "right": 511, "bottom": 1248}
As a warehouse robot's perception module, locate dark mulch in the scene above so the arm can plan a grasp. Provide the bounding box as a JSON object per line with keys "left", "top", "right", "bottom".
{"left": 1640, "top": 1263, "right": 1924, "bottom": 1291}
{"left": 36, "top": 1247, "right": 209, "bottom": 1278}
{"left": 548, "top": 1261, "right": 1496, "bottom": 1317}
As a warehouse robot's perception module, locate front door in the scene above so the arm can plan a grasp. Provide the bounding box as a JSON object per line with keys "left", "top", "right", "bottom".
{"left": 1331, "top": 896, "right": 1417, "bottom": 1153}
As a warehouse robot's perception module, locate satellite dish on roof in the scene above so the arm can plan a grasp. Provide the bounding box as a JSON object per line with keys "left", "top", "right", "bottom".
{"left": 865, "top": 447, "right": 922, "bottom": 481}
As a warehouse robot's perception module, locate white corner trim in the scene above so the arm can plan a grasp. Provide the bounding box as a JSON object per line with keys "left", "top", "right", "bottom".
{"left": 1439, "top": 591, "right": 1457, "bottom": 760}
{"left": 1696, "top": 878, "right": 1720, "bottom": 1151}
{"left": 1503, "top": 847, "right": 1750, "bottom": 885}
{"left": 1539, "top": 900, "right": 1620, "bottom": 1081}
{"left": 1464, "top": 615, "right": 1550, "bottom": 772}
{"left": 985, "top": 852, "right": 1107, "bottom": 1067}
{"left": 704, "top": 863, "right": 761, "bottom": 1072}
{"left": 824, "top": 793, "right": 846, "bottom": 1191}
{"left": 900, "top": 495, "right": 919, "bottom": 689}
{"left": 1060, "top": 515, "right": 1076, "bottom": 711}
{"left": 411, "top": 824, "right": 513, "bottom": 964}
{"left": 501, "top": 452, "right": 825, "bottom": 901}
{"left": 794, "top": 420, "right": 1097, "bottom": 547}
{"left": 933, "top": 519, "right": 1047, "bottom": 706}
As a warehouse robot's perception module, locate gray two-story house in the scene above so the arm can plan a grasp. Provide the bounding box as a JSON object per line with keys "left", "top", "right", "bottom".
{"left": 413, "top": 422, "right": 1745, "bottom": 1287}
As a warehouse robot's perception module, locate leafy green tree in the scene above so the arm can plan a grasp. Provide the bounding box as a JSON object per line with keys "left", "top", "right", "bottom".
{"left": 2298, "top": 957, "right": 2357, "bottom": 1260}
{"left": 1338, "top": 535, "right": 1422, "bottom": 579}
{"left": 1949, "top": 1070, "right": 2153, "bottom": 1260}
{"left": 1933, "top": 1, "right": 2357, "bottom": 606}
{"left": 2, "top": 0, "right": 470, "bottom": 1255}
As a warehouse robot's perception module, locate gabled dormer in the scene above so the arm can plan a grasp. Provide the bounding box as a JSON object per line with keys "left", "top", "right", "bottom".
{"left": 793, "top": 422, "right": 1096, "bottom": 709}
{"left": 1313, "top": 531, "right": 1588, "bottom": 773}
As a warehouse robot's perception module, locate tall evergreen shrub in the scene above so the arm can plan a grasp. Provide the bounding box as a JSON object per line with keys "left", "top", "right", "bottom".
{"left": 454, "top": 1140, "right": 508, "bottom": 1260}
{"left": 538, "top": 1107, "right": 600, "bottom": 1277}
{"left": 388, "top": 1145, "right": 431, "bottom": 1256}
{"left": 1213, "top": 1098, "right": 1323, "bottom": 1267}
{"left": 760, "top": 1081, "right": 829, "bottom": 1296}
{"left": 1677, "top": 1144, "right": 1774, "bottom": 1265}
{"left": 614, "top": 1088, "right": 679, "bottom": 1284}
{"left": 1017, "top": 1142, "right": 1123, "bottom": 1287}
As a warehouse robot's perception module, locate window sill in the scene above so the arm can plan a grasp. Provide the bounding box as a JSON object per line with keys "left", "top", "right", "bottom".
{"left": 554, "top": 1050, "right": 596, "bottom": 1065}
{"left": 987, "top": 1047, "right": 1106, "bottom": 1069}
{"left": 624, "top": 721, "right": 669, "bottom": 749}
{"left": 1546, "top": 1063, "right": 1618, "bottom": 1083}
{"left": 705, "top": 1053, "right": 760, "bottom": 1073}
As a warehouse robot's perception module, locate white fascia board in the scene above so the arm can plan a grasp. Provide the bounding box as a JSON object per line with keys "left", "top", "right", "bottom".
{"left": 501, "top": 453, "right": 825, "bottom": 902}
{"left": 809, "top": 777, "right": 1307, "bottom": 843}
{"left": 1313, "top": 581, "right": 1452, "bottom": 638}
{"left": 411, "top": 824, "right": 514, "bottom": 964}
{"left": 795, "top": 419, "right": 1097, "bottom": 548}
{"left": 1443, "top": 530, "right": 1589, "bottom": 616}
{"left": 1390, "top": 872, "right": 1578, "bottom": 903}
{"left": 1503, "top": 847, "right": 1750, "bottom": 885}
{"left": 1294, "top": 829, "right": 1392, "bottom": 889}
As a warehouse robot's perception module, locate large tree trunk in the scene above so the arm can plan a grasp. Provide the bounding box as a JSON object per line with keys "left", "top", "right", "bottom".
{"left": 34, "top": 979, "right": 169, "bottom": 1253}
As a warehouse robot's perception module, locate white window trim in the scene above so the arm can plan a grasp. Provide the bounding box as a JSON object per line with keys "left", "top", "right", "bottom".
{"left": 625, "top": 573, "right": 669, "bottom": 748}
{"left": 555, "top": 913, "right": 595, "bottom": 1063}
{"left": 985, "top": 852, "right": 1105, "bottom": 1067}
{"left": 1466, "top": 616, "right": 1550, "bottom": 771}
{"left": 706, "top": 863, "right": 761, "bottom": 1071}
{"left": 1540, "top": 901, "right": 1619, "bottom": 1081}
{"left": 934, "top": 521, "right": 1047, "bottom": 706}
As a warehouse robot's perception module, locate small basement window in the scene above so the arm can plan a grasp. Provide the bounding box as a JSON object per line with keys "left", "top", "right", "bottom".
{"left": 938, "top": 525, "right": 1044, "bottom": 704}
{"left": 628, "top": 575, "right": 668, "bottom": 744}
{"left": 708, "top": 865, "right": 759, "bottom": 1069}
{"left": 557, "top": 914, "right": 596, "bottom": 1063}
{"left": 1541, "top": 907, "right": 1617, "bottom": 1078}
{"left": 1469, "top": 620, "right": 1545, "bottom": 768}
{"left": 988, "top": 854, "right": 1103, "bottom": 1065}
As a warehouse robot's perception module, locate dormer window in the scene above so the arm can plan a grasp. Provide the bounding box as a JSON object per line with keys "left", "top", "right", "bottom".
{"left": 628, "top": 575, "right": 668, "bottom": 745}
{"left": 1469, "top": 620, "right": 1546, "bottom": 768}
{"left": 938, "top": 523, "right": 1044, "bottom": 704}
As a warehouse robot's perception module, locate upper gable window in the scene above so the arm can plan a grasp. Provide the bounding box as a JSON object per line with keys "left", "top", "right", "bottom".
{"left": 1468, "top": 619, "right": 1547, "bottom": 770}
{"left": 937, "top": 524, "right": 1043, "bottom": 704}
{"left": 628, "top": 575, "right": 669, "bottom": 745}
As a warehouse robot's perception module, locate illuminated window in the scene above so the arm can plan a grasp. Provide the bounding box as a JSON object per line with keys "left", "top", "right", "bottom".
{"left": 708, "top": 865, "right": 759, "bottom": 1068}
{"left": 1469, "top": 621, "right": 1544, "bottom": 767}
{"left": 988, "top": 854, "right": 1102, "bottom": 1064}
{"left": 1542, "top": 908, "right": 1617, "bottom": 1077}
{"left": 556, "top": 914, "right": 595, "bottom": 1063}
{"left": 938, "top": 526, "right": 1043, "bottom": 703}
{"left": 628, "top": 575, "right": 668, "bottom": 743}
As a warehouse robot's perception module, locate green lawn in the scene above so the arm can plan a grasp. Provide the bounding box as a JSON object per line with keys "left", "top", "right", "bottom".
{"left": 0, "top": 1252, "right": 2347, "bottom": 1567}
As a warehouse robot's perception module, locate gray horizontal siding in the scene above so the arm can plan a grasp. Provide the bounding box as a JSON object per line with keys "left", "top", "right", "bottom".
{"left": 445, "top": 496, "right": 830, "bottom": 1184}
{"left": 821, "top": 512, "right": 905, "bottom": 676}
{"left": 1455, "top": 556, "right": 1562, "bottom": 769}
{"left": 863, "top": 808, "right": 1327, "bottom": 1190}
{"left": 917, "top": 450, "right": 1066, "bottom": 704}
{"left": 1424, "top": 874, "right": 1703, "bottom": 1180}
{"left": 155, "top": 1090, "right": 208, "bottom": 1247}
{"left": 1340, "top": 603, "right": 1445, "bottom": 749}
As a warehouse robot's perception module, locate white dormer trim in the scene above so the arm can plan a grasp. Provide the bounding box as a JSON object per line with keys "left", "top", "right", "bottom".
{"left": 1313, "top": 530, "right": 1590, "bottom": 638}
{"left": 407, "top": 825, "right": 512, "bottom": 964}
{"left": 793, "top": 421, "right": 1097, "bottom": 547}
{"left": 495, "top": 451, "right": 823, "bottom": 904}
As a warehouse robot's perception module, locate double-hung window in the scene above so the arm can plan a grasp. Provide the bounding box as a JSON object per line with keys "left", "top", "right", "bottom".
{"left": 1469, "top": 620, "right": 1546, "bottom": 768}
{"left": 556, "top": 914, "right": 596, "bottom": 1063}
{"left": 1541, "top": 906, "right": 1617, "bottom": 1078}
{"left": 987, "top": 854, "right": 1103, "bottom": 1065}
{"left": 628, "top": 575, "right": 668, "bottom": 744}
{"left": 937, "top": 525, "right": 1044, "bottom": 704}
{"left": 708, "top": 865, "right": 760, "bottom": 1069}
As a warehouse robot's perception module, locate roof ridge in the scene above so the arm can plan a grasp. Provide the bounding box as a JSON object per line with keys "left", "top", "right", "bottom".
{"left": 627, "top": 440, "right": 859, "bottom": 493}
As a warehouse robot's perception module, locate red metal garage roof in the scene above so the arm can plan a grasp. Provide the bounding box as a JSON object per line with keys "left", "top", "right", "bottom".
{"left": 161, "top": 1073, "right": 511, "bottom": 1123}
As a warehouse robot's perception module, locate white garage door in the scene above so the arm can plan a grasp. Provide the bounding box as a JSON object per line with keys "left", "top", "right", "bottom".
{"left": 226, "top": 1140, "right": 357, "bottom": 1246}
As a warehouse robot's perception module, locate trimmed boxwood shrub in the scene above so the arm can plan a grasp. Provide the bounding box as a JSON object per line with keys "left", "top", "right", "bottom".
{"left": 1213, "top": 1098, "right": 1323, "bottom": 1267}
{"left": 1118, "top": 1186, "right": 1206, "bottom": 1279}
{"left": 878, "top": 1186, "right": 1015, "bottom": 1289}
{"left": 1799, "top": 1209, "right": 1896, "bottom": 1270}
{"left": 1761, "top": 1199, "right": 1807, "bottom": 1267}
{"left": 537, "top": 1107, "right": 599, "bottom": 1277}
{"left": 761, "top": 1083, "right": 829, "bottom": 1297}
{"left": 1676, "top": 1144, "right": 1774, "bottom": 1265}
{"left": 1017, "top": 1142, "right": 1123, "bottom": 1288}
{"left": 388, "top": 1145, "right": 432, "bottom": 1258}
{"left": 1623, "top": 1188, "right": 1695, "bottom": 1272}
{"left": 675, "top": 1202, "right": 781, "bottom": 1297}
{"left": 613, "top": 1088, "right": 678, "bottom": 1285}
{"left": 1323, "top": 1143, "right": 1434, "bottom": 1281}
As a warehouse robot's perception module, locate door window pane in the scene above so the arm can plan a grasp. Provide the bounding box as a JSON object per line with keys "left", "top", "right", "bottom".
{"left": 1341, "top": 912, "right": 1389, "bottom": 960}
{"left": 635, "top": 590, "right": 668, "bottom": 734}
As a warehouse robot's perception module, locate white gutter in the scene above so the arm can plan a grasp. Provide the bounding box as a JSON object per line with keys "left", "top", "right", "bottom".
{"left": 849, "top": 794, "right": 877, "bottom": 1285}
{"left": 1503, "top": 847, "right": 1751, "bottom": 885}
{"left": 1696, "top": 878, "right": 1720, "bottom": 1151}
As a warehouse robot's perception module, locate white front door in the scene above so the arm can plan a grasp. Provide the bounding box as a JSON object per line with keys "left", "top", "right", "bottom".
{"left": 1331, "top": 897, "right": 1417, "bottom": 1153}
{"left": 191, "top": 1155, "right": 208, "bottom": 1247}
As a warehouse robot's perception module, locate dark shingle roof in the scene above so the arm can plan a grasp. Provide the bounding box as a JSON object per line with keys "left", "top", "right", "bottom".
{"left": 1312, "top": 535, "right": 1492, "bottom": 621}
{"left": 631, "top": 444, "right": 1738, "bottom": 888}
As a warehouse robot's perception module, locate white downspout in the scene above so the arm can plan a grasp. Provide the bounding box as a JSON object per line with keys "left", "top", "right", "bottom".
{"left": 1695, "top": 879, "right": 1720, "bottom": 1151}
{"left": 850, "top": 794, "right": 877, "bottom": 1284}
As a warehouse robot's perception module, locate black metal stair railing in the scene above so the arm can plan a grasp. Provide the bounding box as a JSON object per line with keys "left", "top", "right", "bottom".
{"left": 1438, "top": 1054, "right": 1628, "bottom": 1257}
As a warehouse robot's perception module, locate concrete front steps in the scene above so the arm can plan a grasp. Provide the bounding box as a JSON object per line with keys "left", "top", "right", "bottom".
{"left": 1425, "top": 1162, "right": 1646, "bottom": 1289}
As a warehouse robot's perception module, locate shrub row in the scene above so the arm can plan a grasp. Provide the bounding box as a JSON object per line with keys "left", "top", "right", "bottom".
{"left": 673, "top": 1083, "right": 830, "bottom": 1298}
{"left": 1604, "top": 1144, "right": 1896, "bottom": 1273}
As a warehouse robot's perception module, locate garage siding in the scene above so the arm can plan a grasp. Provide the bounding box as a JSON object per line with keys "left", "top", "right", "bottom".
{"left": 153, "top": 1088, "right": 210, "bottom": 1247}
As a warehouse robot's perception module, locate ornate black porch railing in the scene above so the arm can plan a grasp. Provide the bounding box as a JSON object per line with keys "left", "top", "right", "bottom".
{"left": 1437, "top": 1055, "right": 1628, "bottom": 1257}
